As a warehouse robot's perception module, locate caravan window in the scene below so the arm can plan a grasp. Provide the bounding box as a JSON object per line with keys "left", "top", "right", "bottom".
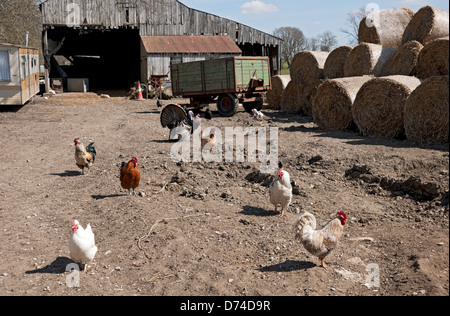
{"left": 21, "top": 56, "right": 27, "bottom": 81}
{"left": 0, "top": 51, "right": 11, "bottom": 81}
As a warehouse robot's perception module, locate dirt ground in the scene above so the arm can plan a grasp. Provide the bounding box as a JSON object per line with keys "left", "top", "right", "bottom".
{"left": 0, "top": 92, "right": 448, "bottom": 297}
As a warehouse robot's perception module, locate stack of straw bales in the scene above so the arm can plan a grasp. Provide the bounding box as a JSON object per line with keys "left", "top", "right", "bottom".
{"left": 266, "top": 75, "right": 291, "bottom": 109}
{"left": 276, "top": 5, "right": 448, "bottom": 144}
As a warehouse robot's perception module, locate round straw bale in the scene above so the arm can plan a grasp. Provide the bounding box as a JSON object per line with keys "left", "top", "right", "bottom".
{"left": 312, "top": 76, "right": 373, "bottom": 130}
{"left": 402, "top": 6, "right": 449, "bottom": 45}
{"left": 290, "top": 51, "right": 330, "bottom": 86}
{"left": 404, "top": 76, "right": 449, "bottom": 144}
{"left": 344, "top": 43, "right": 397, "bottom": 77}
{"left": 280, "top": 81, "right": 305, "bottom": 114}
{"left": 352, "top": 75, "right": 422, "bottom": 139}
{"left": 266, "top": 75, "right": 291, "bottom": 109}
{"left": 280, "top": 80, "right": 322, "bottom": 115}
{"left": 302, "top": 79, "right": 323, "bottom": 116}
{"left": 416, "top": 37, "right": 449, "bottom": 79}
{"left": 380, "top": 41, "right": 423, "bottom": 76}
{"left": 324, "top": 46, "right": 353, "bottom": 79}
{"left": 359, "top": 8, "right": 415, "bottom": 49}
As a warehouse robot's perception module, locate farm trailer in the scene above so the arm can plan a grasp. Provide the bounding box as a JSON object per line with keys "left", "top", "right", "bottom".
{"left": 171, "top": 56, "right": 271, "bottom": 116}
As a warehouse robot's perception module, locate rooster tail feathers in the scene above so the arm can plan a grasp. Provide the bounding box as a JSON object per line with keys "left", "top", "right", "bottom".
{"left": 86, "top": 142, "right": 96, "bottom": 161}
{"left": 293, "top": 212, "right": 316, "bottom": 240}
{"left": 86, "top": 142, "right": 96, "bottom": 154}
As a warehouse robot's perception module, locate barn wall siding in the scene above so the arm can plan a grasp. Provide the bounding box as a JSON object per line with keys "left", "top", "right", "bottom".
{"left": 41, "top": 0, "right": 281, "bottom": 47}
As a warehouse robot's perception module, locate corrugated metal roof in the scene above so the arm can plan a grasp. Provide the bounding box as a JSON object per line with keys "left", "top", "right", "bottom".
{"left": 140, "top": 35, "right": 242, "bottom": 54}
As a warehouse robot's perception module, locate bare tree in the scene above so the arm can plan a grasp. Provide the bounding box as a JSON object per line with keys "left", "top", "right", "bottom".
{"left": 273, "top": 26, "right": 307, "bottom": 68}
{"left": 318, "top": 31, "right": 338, "bottom": 52}
{"left": 0, "top": 0, "right": 42, "bottom": 48}
{"left": 340, "top": 8, "right": 366, "bottom": 46}
{"left": 306, "top": 37, "right": 320, "bottom": 51}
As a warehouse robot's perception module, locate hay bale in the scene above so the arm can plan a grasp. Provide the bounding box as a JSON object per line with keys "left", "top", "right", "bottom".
{"left": 280, "top": 81, "right": 304, "bottom": 114}
{"left": 280, "top": 80, "right": 322, "bottom": 115}
{"left": 416, "top": 37, "right": 449, "bottom": 79}
{"left": 402, "top": 6, "right": 449, "bottom": 45}
{"left": 324, "top": 46, "right": 353, "bottom": 79}
{"left": 352, "top": 75, "right": 422, "bottom": 139}
{"left": 312, "top": 76, "right": 373, "bottom": 130}
{"left": 380, "top": 41, "right": 423, "bottom": 76}
{"left": 290, "top": 51, "right": 329, "bottom": 86}
{"left": 359, "top": 8, "right": 415, "bottom": 48}
{"left": 344, "top": 43, "right": 397, "bottom": 77}
{"left": 266, "top": 75, "right": 291, "bottom": 109}
{"left": 404, "top": 76, "right": 449, "bottom": 144}
{"left": 302, "top": 79, "right": 323, "bottom": 116}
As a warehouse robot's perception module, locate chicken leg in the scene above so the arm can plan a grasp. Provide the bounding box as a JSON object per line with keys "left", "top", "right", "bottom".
{"left": 320, "top": 259, "right": 328, "bottom": 270}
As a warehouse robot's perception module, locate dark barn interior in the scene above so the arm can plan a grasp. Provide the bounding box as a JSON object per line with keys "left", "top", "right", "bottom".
{"left": 47, "top": 28, "right": 141, "bottom": 90}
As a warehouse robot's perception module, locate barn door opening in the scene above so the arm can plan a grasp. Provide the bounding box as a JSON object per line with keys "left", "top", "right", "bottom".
{"left": 48, "top": 27, "right": 141, "bottom": 90}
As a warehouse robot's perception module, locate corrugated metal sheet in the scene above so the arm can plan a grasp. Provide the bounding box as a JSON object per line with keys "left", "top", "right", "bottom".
{"left": 141, "top": 35, "right": 242, "bottom": 54}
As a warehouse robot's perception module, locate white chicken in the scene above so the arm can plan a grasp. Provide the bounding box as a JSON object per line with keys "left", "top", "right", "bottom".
{"left": 252, "top": 108, "right": 265, "bottom": 119}
{"left": 68, "top": 220, "right": 98, "bottom": 272}
{"left": 269, "top": 162, "right": 293, "bottom": 217}
{"left": 294, "top": 211, "right": 348, "bottom": 270}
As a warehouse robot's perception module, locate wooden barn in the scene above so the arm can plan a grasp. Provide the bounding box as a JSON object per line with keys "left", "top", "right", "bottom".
{"left": 40, "top": 0, "right": 282, "bottom": 90}
{"left": 0, "top": 43, "right": 40, "bottom": 105}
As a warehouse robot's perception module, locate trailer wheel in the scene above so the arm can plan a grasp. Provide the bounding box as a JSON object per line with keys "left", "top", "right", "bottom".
{"left": 217, "top": 94, "right": 239, "bottom": 117}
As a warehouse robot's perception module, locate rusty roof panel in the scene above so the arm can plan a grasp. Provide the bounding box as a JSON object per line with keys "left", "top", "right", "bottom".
{"left": 141, "top": 35, "right": 242, "bottom": 54}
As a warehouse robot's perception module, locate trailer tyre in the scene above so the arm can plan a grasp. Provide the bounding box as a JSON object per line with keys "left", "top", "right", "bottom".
{"left": 217, "top": 94, "right": 239, "bottom": 117}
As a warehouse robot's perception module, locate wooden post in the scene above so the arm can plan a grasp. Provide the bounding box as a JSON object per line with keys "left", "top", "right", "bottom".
{"left": 43, "top": 28, "right": 50, "bottom": 93}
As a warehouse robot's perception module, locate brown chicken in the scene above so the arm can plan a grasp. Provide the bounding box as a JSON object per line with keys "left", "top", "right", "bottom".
{"left": 120, "top": 157, "right": 141, "bottom": 195}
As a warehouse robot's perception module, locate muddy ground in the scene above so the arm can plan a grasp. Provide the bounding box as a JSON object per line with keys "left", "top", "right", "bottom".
{"left": 0, "top": 93, "right": 448, "bottom": 296}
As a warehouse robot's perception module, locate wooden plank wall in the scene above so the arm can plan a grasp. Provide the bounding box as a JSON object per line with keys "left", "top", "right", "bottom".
{"left": 41, "top": 0, "right": 281, "bottom": 47}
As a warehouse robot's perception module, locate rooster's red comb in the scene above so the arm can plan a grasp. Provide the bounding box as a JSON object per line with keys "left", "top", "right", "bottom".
{"left": 337, "top": 211, "right": 347, "bottom": 219}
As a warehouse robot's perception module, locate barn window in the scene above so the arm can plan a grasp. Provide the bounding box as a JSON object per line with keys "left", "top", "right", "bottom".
{"left": 171, "top": 56, "right": 182, "bottom": 65}
{"left": 0, "top": 51, "right": 11, "bottom": 81}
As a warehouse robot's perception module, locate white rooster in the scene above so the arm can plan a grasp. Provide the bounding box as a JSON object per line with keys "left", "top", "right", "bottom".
{"left": 68, "top": 220, "right": 98, "bottom": 272}
{"left": 269, "top": 162, "right": 293, "bottom": 217}
{"left": 293, "top": 211, "right": 348, "bottom": 270}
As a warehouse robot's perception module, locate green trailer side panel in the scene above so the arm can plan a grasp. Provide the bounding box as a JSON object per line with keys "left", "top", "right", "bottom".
{"left": 171, "top": 57, "right": 270, "bottom": 97}
{"left": 203, "top": 58, "right": 236, "bottom": 93}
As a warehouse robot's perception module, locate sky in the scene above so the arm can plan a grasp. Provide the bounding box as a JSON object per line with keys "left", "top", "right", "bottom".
{"left": 179, "top": 0, "right": 449, "bottom": 46}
